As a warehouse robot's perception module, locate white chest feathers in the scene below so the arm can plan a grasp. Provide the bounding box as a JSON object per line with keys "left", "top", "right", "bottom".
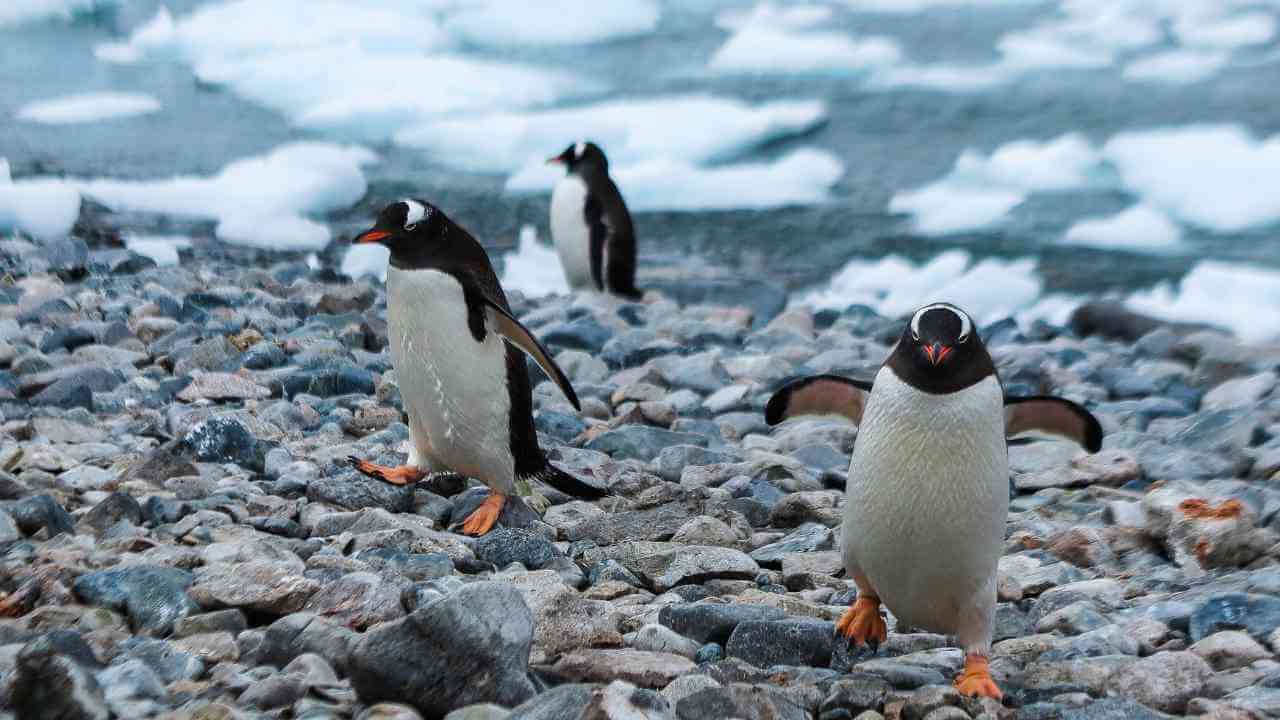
{"left": 549, "top": 175, "right": 594, "bottom": 290}
{"left": 843, "top": 368, "right": 1008, "bottom": 636}
{"left": 384, "top": 266, "right": 515, "bottom": 489}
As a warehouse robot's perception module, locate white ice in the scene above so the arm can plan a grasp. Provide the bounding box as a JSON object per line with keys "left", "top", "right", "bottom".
{"left": 443, "top": 0, "right": 659, "bottom": 47}
{"left": 0, "top": 0, "right": 116, "bottom": 27}
{"left": 709, "top": 3, "right": 901, "bottom": 75}
{"left": 1062, "top": 205, "right": 1183, "bottom": 252}
{"left": 93, "top": 42, "right": 141, "bottom": 63}
{"left": 73, "top": 143, "right": 376, "bottom": 251}
{"left": 799, "top": 250, "right": 1044, "bottom": 324}
{"left": 890, "top": 133, "right": 1098, "bottom": 234}
{"left": 124, "top": 234, "right": 191, "bottom": 267}
{"left": 1102, "top": 125, "right": 1280, "bottom": 233}
{"left": 0, "top": 158, "right": 82, "bottom": 239}
{"left": 16, "top": 92, "right": 161, "bottom": 125}
{"left": 843, "top": 0, "right": 1040, "bottom": 13}
{"left": 1126, "top": 261, "right": 1280, "bottom": 342}
{"left": 1123, "top": 50, "right": 1229, "bottom": 84}
{"left": 606, "top": 149, "right": 844, "bottom": 212}
{"left": 120, "top": 3, "right": 582, "bottom": 141}
{"left": 497, "top": 225, "right": 569, "bottom": 298}
{"left": 399, "top": 95, "right": 826, "bottom": 177}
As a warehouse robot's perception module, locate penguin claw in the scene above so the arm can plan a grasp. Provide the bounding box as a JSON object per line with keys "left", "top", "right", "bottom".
{"left": 461, "top": 493, "right": 506, "bottom": 536}
{"left": 836, "top": 596, "right": 888, "bottom": 649}
{"left": 954, "top": 654, "right": 1003, "bottom": 701}
{"left": 347, "top": 456, "right": 424, "bottom": 486}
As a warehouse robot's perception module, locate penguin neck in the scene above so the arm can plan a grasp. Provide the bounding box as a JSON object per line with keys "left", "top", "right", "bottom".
{"left": 885, "top": 342, "right": 997, "bottom": 395}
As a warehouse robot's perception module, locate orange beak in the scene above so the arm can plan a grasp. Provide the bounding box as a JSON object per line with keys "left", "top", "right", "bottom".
{"left": 546, "top": 155, "right": 564, "bottom": 164}
{"left": 923, "top": 343, "right": 952, "bottom": 366}
{"left": 355, "top": 229, "right": 391, "bottom": 244}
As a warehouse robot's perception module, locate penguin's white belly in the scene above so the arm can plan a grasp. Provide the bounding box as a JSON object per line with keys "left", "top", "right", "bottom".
{"left": 550, "top": 176, "right": 595, "bottom": 291}
{"left": 843, "top": 370, "right": 1007, "bottom": 637}
{"left": 386, "top": 266, "right": 514, "bottom": 492}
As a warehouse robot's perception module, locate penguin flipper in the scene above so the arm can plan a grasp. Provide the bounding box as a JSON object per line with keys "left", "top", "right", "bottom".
{"left": 480, "top": 299, "right": 582, "bottom": 411}
{"left": 584, "top": 193, "right": 607, "bottom": 292}
{"left": 764, "top": 374, "right": 874, "bottom": 425}
{"left": 533, "top": 464, "right": 607, "bottom": 499}
{"left": 1004, "top": 395, "right": 1103, "bottom": 452}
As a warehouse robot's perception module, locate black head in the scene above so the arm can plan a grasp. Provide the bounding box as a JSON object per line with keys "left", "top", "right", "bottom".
{"left": 886, "top": 303, "right": 996, "bottom": 394}
{"left": 354, "top": 199, "right": 490, "bottom": 273}
{"left": 547, "top": 140, "right": 608, "bottom": 174}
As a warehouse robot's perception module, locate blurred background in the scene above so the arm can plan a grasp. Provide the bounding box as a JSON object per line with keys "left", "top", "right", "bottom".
{"left": 2, "top": 0, "right": 1279, "bottom": 340}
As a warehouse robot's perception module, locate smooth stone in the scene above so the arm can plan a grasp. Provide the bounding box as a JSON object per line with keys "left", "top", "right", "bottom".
{"left": 72, "top": 566, "right": 198, "bottom": 637}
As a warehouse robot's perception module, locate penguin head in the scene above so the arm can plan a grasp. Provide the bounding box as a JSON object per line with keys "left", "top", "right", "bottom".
{"left": 354, "top": 198, "right": 439, "bottom": 251}
{"left": 547, "top": 140, "right": 608, "bottom": 173}
{"left": 886, "top": 303, "right": 995, "bottom": 394}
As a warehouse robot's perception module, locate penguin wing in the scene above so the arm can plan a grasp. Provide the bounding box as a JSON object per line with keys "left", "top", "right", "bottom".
{"left": 1004, "top": 396, "right": 1103, "bottom": 452}
{"left": 764, "top": 374, "right": 874, "bottom": 425}
{"left": 478, "top": 297, "right": 582, "bottom": 412}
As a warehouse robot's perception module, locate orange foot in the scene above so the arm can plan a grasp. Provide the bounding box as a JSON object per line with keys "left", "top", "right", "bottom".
{"left": 835, "top": 595, "right": 887, "bottom": 649}
{"left": 461, "top": 493, "right": 506, "bottom": 536}
{"left": 347, "top": 456, "right": 426, "bottom": 486}
{"left": 954, "top": 654, "right": 1003, "bottom": 700}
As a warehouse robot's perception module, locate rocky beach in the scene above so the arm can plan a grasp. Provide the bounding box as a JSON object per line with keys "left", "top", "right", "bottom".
{"left": 1, "top": 232, "right": 1280, "bottom": 720}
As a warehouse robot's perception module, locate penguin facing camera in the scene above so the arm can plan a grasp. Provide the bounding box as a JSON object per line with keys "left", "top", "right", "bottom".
{"left": 348, "top": 199, "right": 605, "bottom": 536}
{"left": 547, "top": 141, "right": 642, "bottom": 301}
{"left": 765, "top": 302, "right": 1103, "bottom": 700}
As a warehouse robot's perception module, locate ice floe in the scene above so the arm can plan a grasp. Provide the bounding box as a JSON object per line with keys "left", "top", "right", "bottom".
{"left": 608, "top": 149, "right": 843, "bottom": 212}
{"left": 1127, "top": 261, "right": 1280, "bottom": 342}
{"left": 341, "top": 244, "right": 390, "bottom": 282}
{"left": 16, "top": 92, "right": 161, "bottom": 125}
{"left": 894, "top": 125, "right": 1280, "bottom": 236}
{"left": 709, "top": 3, "right": 901, "bottom": 75}
{"left": 74, "top": 143, "right": 376, "bottom": 251}
{"left": 799, "top": 250, "right": 1044, "bottom": 324}
{"left": 116, "top": 3, "right": 582, "bottom": 140}
{"left": 123, "top": 234, "right": 191, "bottom": 267}
{"left": 1062, "top": 205, "right": 1183, "bottom": 252}
{"left": 399, "top": 95, "right": 826, "bottom": 177}
{"left": 443, "top": 0, "right": 659, "bottom": 47}
{"left": 496, "top": 225, "right": 570, "bottom": 298}
{"left": 1123, "top": 49, "right": 1230, "bottom": 84}
{"left": 0, "top": 159, "right": 82, "bottom": 239}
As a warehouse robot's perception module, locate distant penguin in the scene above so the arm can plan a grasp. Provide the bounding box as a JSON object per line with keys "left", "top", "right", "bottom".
{"left": 547, "top": 141, "right": 642, "bottom": 300}
{"left": 765, "top": 303, "right": 1103, "bottom": 700}
{"left": 348, "top": 199, "right": 605, "bottom": 536}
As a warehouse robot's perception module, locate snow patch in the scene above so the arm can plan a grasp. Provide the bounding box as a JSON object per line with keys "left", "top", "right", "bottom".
{"left": 16, "top": 92, "right": 161, "bottom": 125}
{"left": 0, "top": 160, "right": 82, "bottom": 239}
{"left": 498, "top": 225, "right": 569, "bottom": 298}
{"left": 1127, "top": 261, "right": 1280, "bottom": 342}
{"left": 709, "top": 3, "right": 901, "bottom": 75}
{"left": 1062, "top": 205, "right": 1183, "bottom": 251}
{"left": 443, "top": 0, "right": 659, "bottom": 47}
{"left": 75, "top": 142, "right": 376, "bottom": 251}
{"left": 398, "top": 95, "right": 826, "bottom": 177}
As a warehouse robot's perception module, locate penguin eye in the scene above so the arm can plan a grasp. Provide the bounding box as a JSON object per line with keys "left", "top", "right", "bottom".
{"left": 911, "top": 330, "right": 920, "bottom": 342}
{"left": 958, "top": 331, "right": 970, "bottom": 343}
{"left": 404, "top": 222, "right": 418, "bottom": 232}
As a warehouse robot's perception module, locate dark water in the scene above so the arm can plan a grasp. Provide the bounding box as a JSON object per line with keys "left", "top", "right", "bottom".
{"left": 4, "top": 0, "right": 1280, "bottom": 297}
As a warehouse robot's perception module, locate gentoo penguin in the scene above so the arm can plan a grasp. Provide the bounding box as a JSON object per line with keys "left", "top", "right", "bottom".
{"left": 348, "top": 199, "right": 605, "bottom": 535}
{"left": 547, "top": 141, "right": 642, "bottom": 300}
{"left": 765, "top": 303, "right": 1102, "bottom": 700}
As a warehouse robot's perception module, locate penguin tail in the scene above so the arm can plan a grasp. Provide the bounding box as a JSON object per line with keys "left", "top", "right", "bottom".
{"left": 533, "top": 464, "right": 607, "bottom": 499}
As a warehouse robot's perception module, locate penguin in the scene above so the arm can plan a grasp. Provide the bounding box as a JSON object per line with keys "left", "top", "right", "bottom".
{"left": 547, "top": 141, "right": 642, "bottom": 300}
{"left": 347, "top": 199, "right": 606, "bottom": 536}
{"left": 764, "top": 303, "right": 1102, "bottom": 700}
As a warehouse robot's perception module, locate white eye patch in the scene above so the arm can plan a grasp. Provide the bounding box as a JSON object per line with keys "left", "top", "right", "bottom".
{"left": 402, "top": 199, "right": 428, "bottom": 229}
{"left": 911, "top": 303, "right": 972, "bottom": 341}
{"left": 574, "top": 141, "right": 586, "bottom": 159}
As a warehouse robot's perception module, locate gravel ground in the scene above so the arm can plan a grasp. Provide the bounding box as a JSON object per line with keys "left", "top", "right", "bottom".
{"left": 1, "top": 233, "right": 1280, "bottom": 720}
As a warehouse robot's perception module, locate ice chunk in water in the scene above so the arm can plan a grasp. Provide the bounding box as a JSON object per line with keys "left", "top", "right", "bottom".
{"left": 443, "top": 0, "right": 659, "bottom": 47}
{"left": 709, "top": 3, "right": 901, "bottom": 75}
{"left": 497, "top": 225, "right": 569, "bottom": 298}
{"left": 1062, "top": 205, "right": 1183, "bottom": 252}
{"left": 16, "top": 92, "right": 161, "bottom": 125}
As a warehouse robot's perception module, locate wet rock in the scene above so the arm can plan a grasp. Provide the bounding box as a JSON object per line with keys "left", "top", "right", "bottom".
{"left": 659, "top": 603, "right": 786, "bottom": 645}
{"left": 1104, "top": 651, "right": 1212, "bottom": 713}
{"left": 189, "top": 560, "right": 321, "bottom": 614}
{"left": 510, "top": 570, "right": 623, "bottom": 664}
{"left": 8, "top": 493, "right": 75, "bottom": 537}
{"left": 473, "top": 528, "right": 562, "bottom": 571}
{"left": 551, "top": 648, "right": 696, "bottom": 689}
{"left": 72, "top": 566, "right": 198, "bottom": 636}
{"left": 179, "top": 415, "right": 266, "bottom": 471}
{"left": 301, "top": 571, "right": 405, "bottom": 631}
{"left": 349, "top": 581, "right": 536, "bottom": 714}
{"left": 725, "top": 618, "right": 834, "bottom": 669}
{"left": 257, "top": 613, "right": 358, "bottom": 673}
{"left": 308, "top": 474, "right": 415, "bottom": 513}
{"left": 674, "top": 683, "right": 808, "bottom": 720}
{"left": 81, "top": 493, "right": 143, "bottom": 534}
{"left": 11, "top": 634, "right": 109, "bottom": 720}
{"left": 1190, "top": 593, "right": 1280, "bottom": 642}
